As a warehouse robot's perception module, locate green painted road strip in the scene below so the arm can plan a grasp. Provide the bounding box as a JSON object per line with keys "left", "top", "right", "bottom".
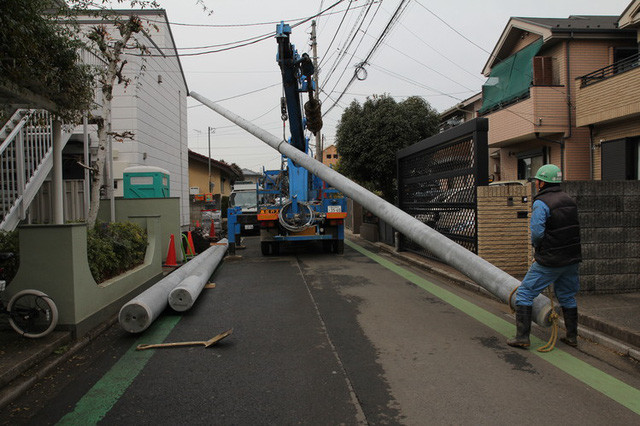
{"left": 346, "top": 239, "right": 640, "bottom": 416}
{"left": 56, "top": 315, "right": 181, "bottom": 425}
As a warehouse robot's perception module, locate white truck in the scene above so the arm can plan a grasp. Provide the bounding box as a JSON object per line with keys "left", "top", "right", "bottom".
{"left": 229, "top": 181, "right": 259, "bottom": 234}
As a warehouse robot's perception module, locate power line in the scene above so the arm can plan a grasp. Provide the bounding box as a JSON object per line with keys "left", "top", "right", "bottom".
{"left": 323, "top": 0, "right": 410, "bottom": 116}
{"left": 412, "top": 0, "right": 491, "bottom": 55}
{"left": 323, "top": 0, "right": 382, "bottom": 95}
{"left": 187, "top": 83, "right": 281, "bottom": 108}
{"left": 395, "top": 20, "right": 485, "bottom": 83}
{"left": 321, "top": 0, "right": 375, "bottom": 85}
{"left": 319, "top": 0, "right": 355, "bottom": 70}
{"left": 139, "top": 0, "right": 346, "bottom": 57}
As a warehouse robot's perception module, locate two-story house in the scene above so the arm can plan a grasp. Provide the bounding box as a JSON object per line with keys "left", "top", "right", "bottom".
{"left": 479, "top": 15, "right": 637, "bottom": 181}
{"left": 575, "top": 0, "right": 640, "bottom": 180}
{"left": 24, "top": 9, "right": 191, "bottom": 228}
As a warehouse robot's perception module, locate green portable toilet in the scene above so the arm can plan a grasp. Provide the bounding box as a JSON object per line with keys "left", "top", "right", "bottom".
{"left": 123, "top": 166, "right": 170, "bottom": 198}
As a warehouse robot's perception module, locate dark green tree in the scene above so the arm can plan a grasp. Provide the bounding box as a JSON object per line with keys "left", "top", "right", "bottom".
{"left": 335, "top": 94, "right": 439, "bottom": 202}
{"left": 0, "top": 0, "right": 95, "bottom": 121}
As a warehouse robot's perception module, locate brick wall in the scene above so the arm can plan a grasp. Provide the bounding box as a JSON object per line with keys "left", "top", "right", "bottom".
{"left": 477, "top": 185, "right": 533, "bottom": 278}
{"left": 564, "top": 181, "right": 640, "bottom": 293}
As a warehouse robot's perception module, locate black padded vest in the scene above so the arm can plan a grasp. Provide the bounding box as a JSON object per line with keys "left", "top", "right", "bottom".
{"left": 533, "top": 186, "right": 582, "bottom": 267}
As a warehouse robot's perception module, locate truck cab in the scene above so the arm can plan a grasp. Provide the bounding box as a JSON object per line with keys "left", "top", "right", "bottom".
{"left": 228, "top": 181, "right": 260, "bottom": 237}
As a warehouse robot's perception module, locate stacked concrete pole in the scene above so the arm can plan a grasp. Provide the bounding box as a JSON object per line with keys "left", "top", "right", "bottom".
{"left": 190, "top": 91, "right": 553, "bottom": 327}
{"left": 169, "top": 240, "right": 228, "bottom": 311}
{"left": 119, "top": 239, "right": 228, "bottom": 333}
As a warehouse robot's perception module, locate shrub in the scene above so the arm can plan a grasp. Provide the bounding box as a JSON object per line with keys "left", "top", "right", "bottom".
{"left": 0, "top": 230, "right": 20, "bottom": 284}
{"left": 87, "top": 221, "right": 147, "bottom": 283}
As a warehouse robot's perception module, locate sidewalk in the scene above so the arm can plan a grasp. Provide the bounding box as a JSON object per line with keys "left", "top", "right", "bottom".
{"left": 364, "top": 236, "right": 640, "bottom": 361}
{"left": 0, "top": 238, "right": 639, "bottom": 408}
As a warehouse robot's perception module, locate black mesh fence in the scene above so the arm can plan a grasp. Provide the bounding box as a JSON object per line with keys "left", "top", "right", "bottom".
{"left": 397, "top": 118, "right": 488, "bottom": 259}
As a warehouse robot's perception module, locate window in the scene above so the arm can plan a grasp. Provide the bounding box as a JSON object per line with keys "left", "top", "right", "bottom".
{"left": 602, "top": 138, "right": 639, "bottom": 180}
{"left": 516, "top": 148, "right": 547, "bottom": 180}
{"left": 613, "top": 47, "right": 639, "bottom": 74}
{"left": 333, "top": 154, "right": 338, "bottom": 159}
{"left": 326, "top": 154, "right": 331, "bottom": 159}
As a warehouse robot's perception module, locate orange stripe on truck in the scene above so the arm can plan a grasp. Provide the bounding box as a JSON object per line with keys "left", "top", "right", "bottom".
{"left": 258, "top": 213, "right": 278, "bottom": 221}
{"left": 326, "top": 212, "right": 347, "bottom": 219}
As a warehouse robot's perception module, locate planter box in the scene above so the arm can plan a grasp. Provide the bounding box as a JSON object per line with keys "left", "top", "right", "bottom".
{"left": 7, "top": 216, "right": 163, "bottom": 337}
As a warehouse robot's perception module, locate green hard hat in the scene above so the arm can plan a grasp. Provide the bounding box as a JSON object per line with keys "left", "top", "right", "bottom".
{"left": 534, "top": 164, "right": 562, "bottom": 183}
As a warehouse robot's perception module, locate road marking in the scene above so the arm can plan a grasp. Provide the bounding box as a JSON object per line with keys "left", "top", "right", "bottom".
{"left": 56, "top": 315, "right": 181, "bottom": 425}
{"left": 346, "top": 239, "right": 640, "bottom": 415}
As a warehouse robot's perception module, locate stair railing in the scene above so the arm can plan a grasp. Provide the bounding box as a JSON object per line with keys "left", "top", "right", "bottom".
{"left": 0, "top": 109, "right": 54, "bottom": 229}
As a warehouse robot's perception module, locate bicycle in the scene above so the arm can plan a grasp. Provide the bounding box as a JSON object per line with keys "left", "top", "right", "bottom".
{"left": 0, "top": 252, "right": 58, "bottom": 338}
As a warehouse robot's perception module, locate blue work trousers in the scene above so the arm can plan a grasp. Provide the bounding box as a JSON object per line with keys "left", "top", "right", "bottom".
{"left": 515, "top": 262, "right": 580, "bottom": 308}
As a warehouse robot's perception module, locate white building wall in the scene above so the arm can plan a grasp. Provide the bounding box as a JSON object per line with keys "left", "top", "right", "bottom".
{"left": 83, "top": 11, "right": 190, "bottom": 226}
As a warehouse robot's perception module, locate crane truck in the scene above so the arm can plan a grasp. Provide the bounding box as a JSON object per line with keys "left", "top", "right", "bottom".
{"left": 227, "top": 22, "right": 347, "bottom": 256}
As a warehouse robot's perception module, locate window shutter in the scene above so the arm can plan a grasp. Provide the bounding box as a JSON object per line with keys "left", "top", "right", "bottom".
{"left": 533, "top": 56, "right": 553, "bottom": 86}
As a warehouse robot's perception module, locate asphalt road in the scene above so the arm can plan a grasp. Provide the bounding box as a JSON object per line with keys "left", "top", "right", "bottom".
{"left": 2, "top": 236, "right": 640, "bottom": 425}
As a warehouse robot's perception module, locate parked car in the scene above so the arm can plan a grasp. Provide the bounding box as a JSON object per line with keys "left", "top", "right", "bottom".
{"left": 414, "top": 187, "right": 476, "bottom": 237}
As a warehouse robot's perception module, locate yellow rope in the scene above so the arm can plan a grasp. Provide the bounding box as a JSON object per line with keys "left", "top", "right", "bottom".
{"left": 508, "top": 284, "right": 559, "bottom": 352}
{"left": 536, "top": 285, "right": 559, "bottom": 353}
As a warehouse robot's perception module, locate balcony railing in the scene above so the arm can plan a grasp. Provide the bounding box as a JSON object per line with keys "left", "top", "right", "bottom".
{"left": 579, "top": 52, "right": 640, "bottom": 87}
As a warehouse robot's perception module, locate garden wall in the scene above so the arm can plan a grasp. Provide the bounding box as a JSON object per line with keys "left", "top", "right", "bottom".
{"left": 7, "top": 215, "right": 163, "bottom": 337}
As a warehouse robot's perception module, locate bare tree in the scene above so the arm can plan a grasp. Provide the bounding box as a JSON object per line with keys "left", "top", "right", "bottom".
{"left": 84, "top": 15, "right": 147, "bottom": 225}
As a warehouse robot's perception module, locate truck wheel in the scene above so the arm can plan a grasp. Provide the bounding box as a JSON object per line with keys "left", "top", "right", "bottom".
{"left": 261, "top": 241, "right": 271, "bottom": 256}
{"left": 335, "top": 240, "right": 344, "bottom": 255}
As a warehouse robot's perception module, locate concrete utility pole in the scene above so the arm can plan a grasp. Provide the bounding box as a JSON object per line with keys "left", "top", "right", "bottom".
{"left": 311, "top": 20, "right": 323, "bottom": 162}
{"left": 189, "top": 91, "right": 555, "bottom": 328}
{"left": 208, "top": 126, "right": 214, "bottom": 192}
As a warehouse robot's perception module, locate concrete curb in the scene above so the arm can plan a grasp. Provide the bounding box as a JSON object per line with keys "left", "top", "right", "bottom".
{"left": 0, "top": 332, "right": 71, "bottom": 389}
{"left": 0, "top": 315, "right": 118, "bottom": 410}
{"left": 359, "top": 237, "right": 640, "bottom": 363}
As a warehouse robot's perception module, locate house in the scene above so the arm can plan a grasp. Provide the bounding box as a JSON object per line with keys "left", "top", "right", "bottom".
{"left": 478, "top": 14, "right": 637, "bottom": 181}
{"left": 322, "top": 145, "right": 339, "bottom": 168}
{"left": 2, "top": 9, "right": 190, "bottom": 230}
{"left": 240, "top": 168, "right": 262, "bottom": 185}
{"left": 575, "top": 0, "right": 640, "bottom": 180}
{"left": 188, "top": 150, "right": 242, "bottom": 198}
{"left": 77, "top": 9, "right": 190, "bottom": 224}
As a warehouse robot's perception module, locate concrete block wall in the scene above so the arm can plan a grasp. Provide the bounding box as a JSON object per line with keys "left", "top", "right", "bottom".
{"left": 477, "top": 185, "right": 533, "bottom": 279}
{"left": 564, "top": 181, "right": 640, "bottom": 293}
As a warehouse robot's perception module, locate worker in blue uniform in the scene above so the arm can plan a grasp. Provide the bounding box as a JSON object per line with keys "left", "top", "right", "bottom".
{"left": 507, "top": 164, "right": 582, "bottom": 349}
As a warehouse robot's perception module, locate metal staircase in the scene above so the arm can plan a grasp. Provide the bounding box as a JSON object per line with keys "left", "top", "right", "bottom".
{"left": 0, "top": 109, "right": 72, "bottom": 231}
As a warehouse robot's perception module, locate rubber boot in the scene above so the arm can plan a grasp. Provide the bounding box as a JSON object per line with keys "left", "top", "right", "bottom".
{"left": 560, "top": 307, "right": 578, "bottom": 347}
{"left": 507, "top": 305, "right": 532, "bottom": 349}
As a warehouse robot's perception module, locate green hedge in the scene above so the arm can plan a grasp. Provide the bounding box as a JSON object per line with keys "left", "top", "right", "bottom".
{"left": 87, "top": 221, "right": 148, "bottom": 283}
{"left": 0, "top": 222, "right": 147, "bottom": 285}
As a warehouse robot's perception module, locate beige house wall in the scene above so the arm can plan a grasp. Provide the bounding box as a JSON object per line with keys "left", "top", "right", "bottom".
{"left": 576, "top": 67, "right": 640, "bottom": 127}
{"left": 188, "top": 161, "right": 232, "bottom": 197}
{"left": 477, "top": 185, "right": 533, "bottom": 278}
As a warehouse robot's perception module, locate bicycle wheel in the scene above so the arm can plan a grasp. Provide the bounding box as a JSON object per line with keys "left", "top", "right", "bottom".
{"left": 8, "top": 289, "right": 59, "bottom": 338}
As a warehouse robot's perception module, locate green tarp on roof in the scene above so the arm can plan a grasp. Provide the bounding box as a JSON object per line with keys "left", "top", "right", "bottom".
{"left": 479, "top": 39, "right": 543, "bottom": 114}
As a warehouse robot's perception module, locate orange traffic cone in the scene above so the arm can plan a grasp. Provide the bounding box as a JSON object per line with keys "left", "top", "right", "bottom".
{"left": 187, "top": 231, "right": 196, "bottom": 255}
{"left": 209, "top": 218, "right": 216, "bottom": 239}
{"left": 164, "top": 234, "right": 178, "bottom": 267}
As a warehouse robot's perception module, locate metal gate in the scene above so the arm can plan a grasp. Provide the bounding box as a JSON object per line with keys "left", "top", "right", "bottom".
{"left": 397, "top": 118, "right": 488, "bottom": 258}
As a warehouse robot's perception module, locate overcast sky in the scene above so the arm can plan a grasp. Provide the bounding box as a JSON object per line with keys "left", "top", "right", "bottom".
{"left": 139, "top": 0, "right": 631, "bottom": 172}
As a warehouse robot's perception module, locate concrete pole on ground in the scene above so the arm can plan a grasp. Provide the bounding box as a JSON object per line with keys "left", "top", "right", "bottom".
{"left": 169, "top": 239, "right": 228, "bottom": 311}
{"left": 119, "top": 239, "right": 228, "bottom": 333}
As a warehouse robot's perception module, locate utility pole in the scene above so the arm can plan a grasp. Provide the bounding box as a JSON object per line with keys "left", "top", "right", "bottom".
{"left": 208, "top": 126, "right": 214, "bottom": 193}
{"left": 311, "top": 20, "right": 323, "bottom": 162}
